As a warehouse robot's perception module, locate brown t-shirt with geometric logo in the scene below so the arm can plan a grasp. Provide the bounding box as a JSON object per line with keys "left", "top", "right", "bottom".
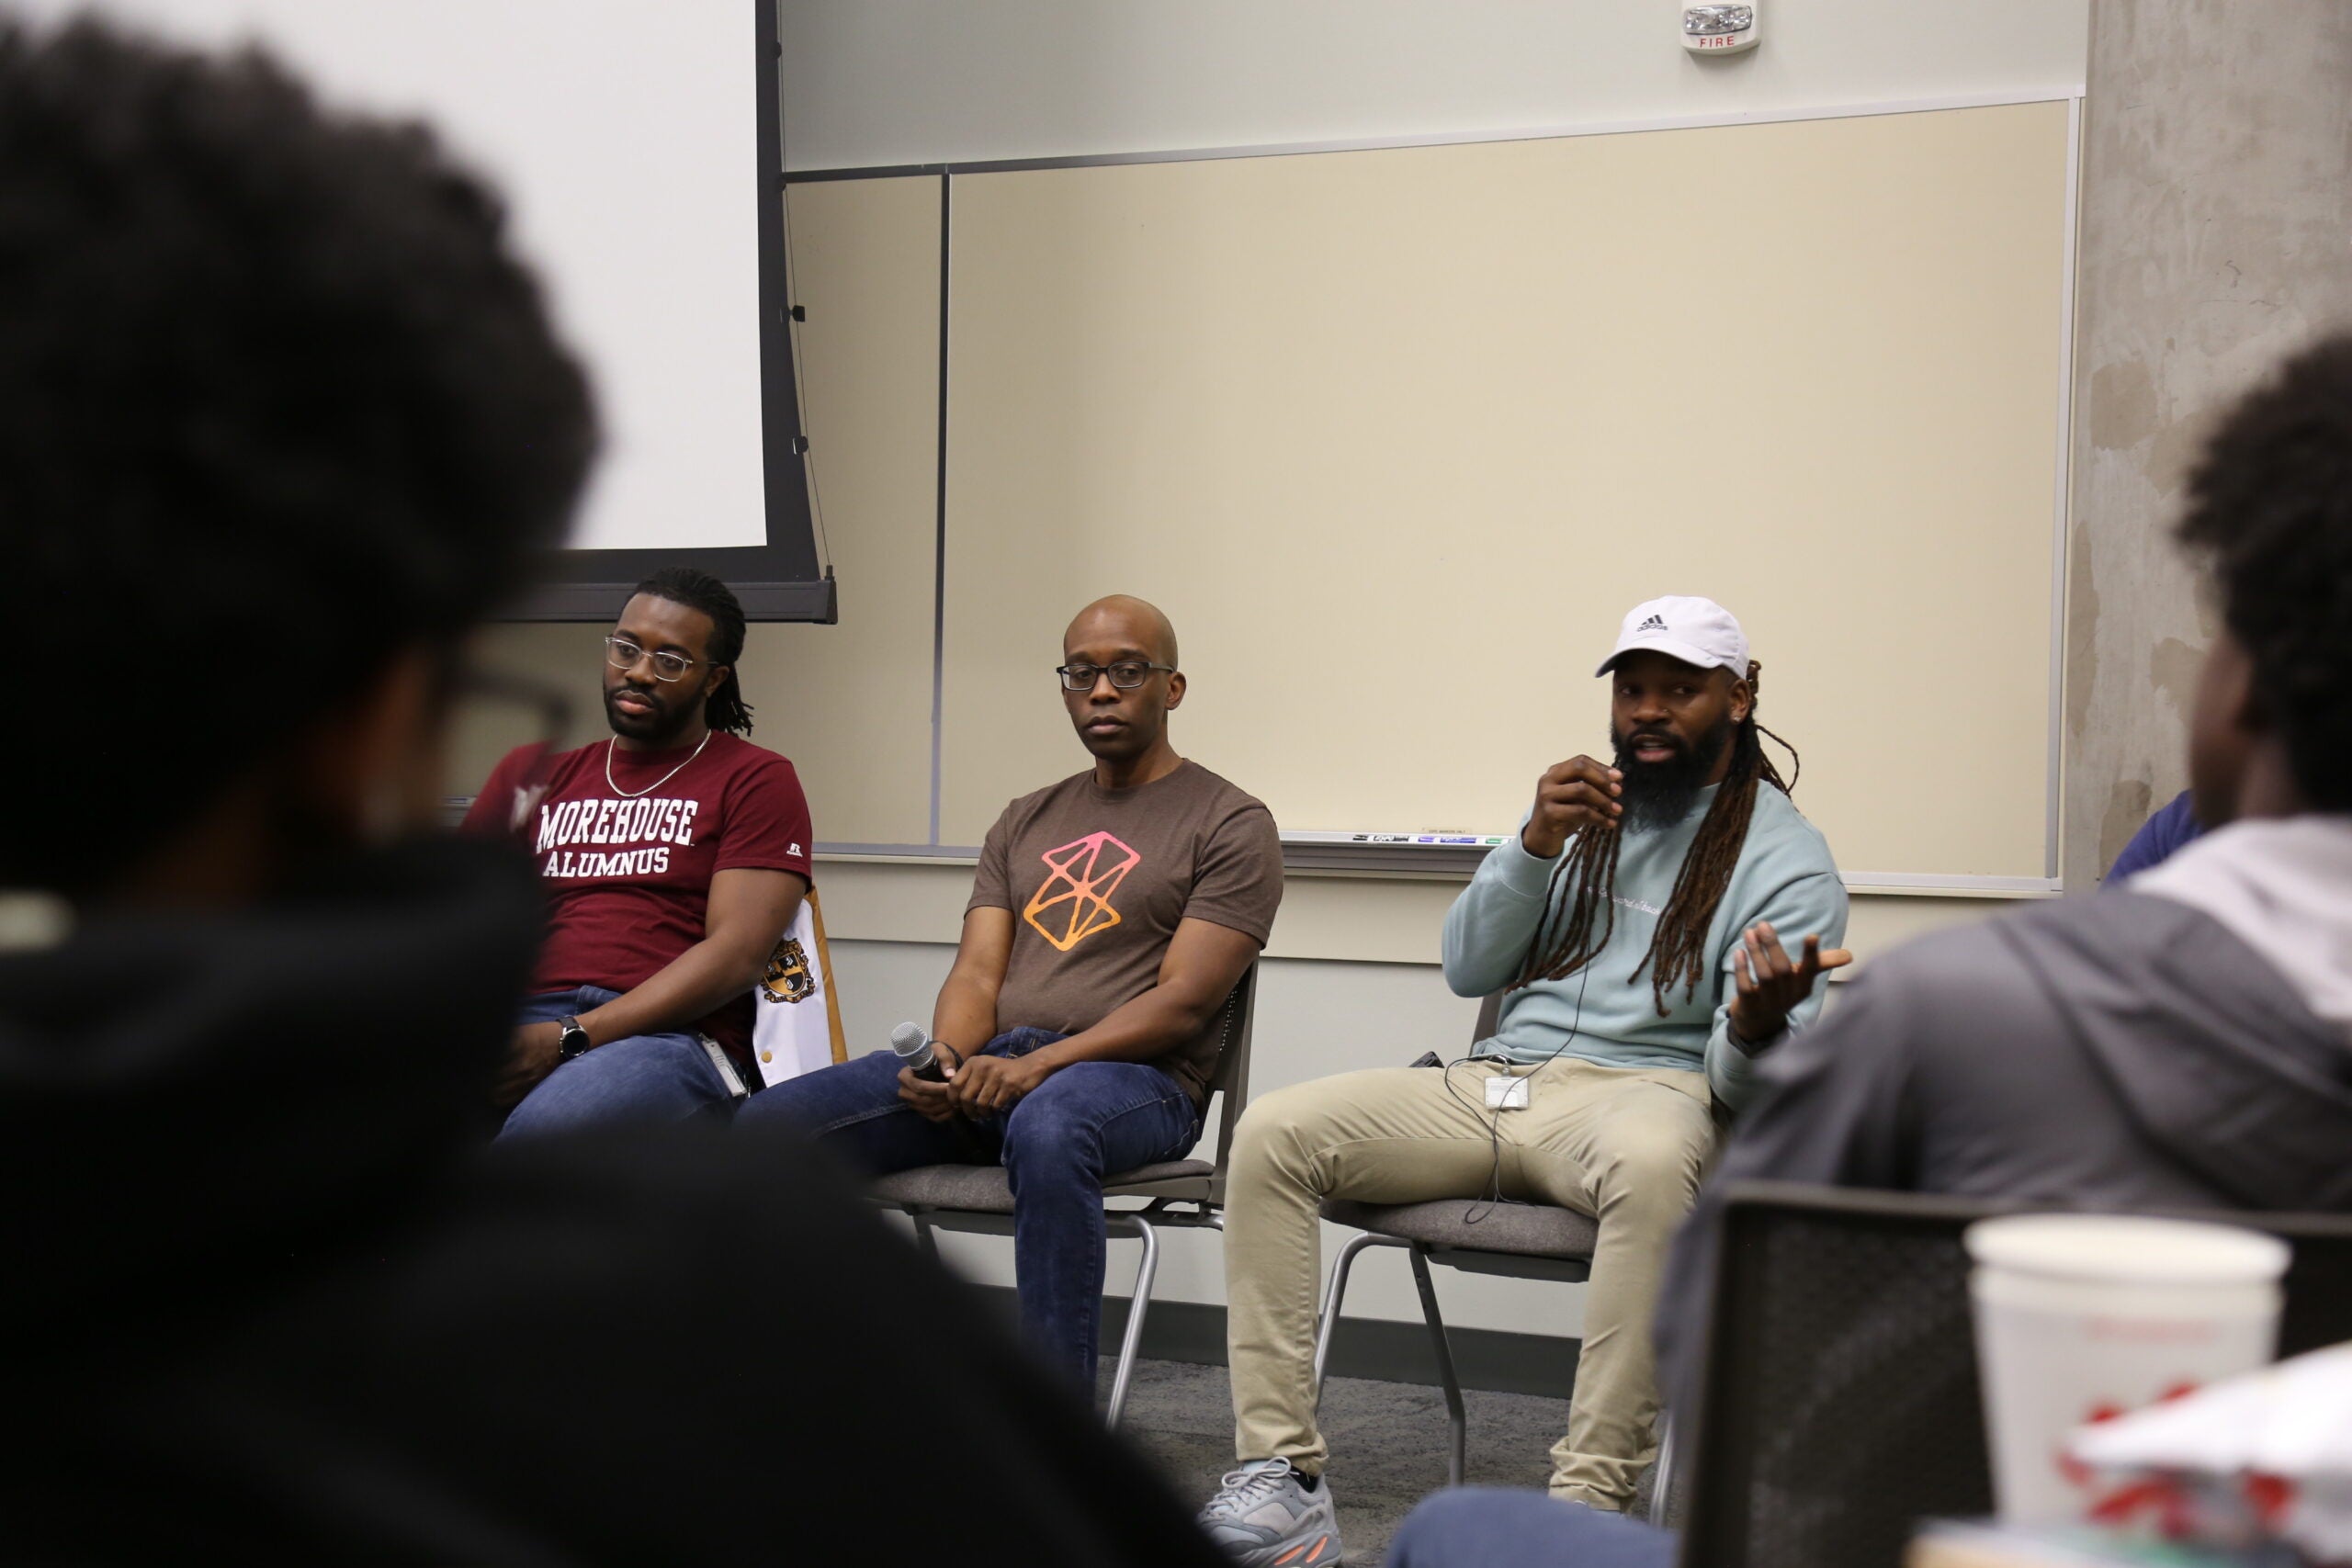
{"left": 967, "top": 760, "right": 1283, "bottom": 1107}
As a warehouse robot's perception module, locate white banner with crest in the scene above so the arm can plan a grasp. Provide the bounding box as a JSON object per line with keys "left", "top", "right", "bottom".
{"left": 748, "top": 886, "right": 846, "bottom": 1089}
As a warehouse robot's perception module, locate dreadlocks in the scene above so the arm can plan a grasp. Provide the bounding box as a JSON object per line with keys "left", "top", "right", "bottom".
{"left": 634, "top": 567, "right": 755, "bottom": 736}
{"left": 1510, "top": 660, "right": 1801, "bottom": 1014}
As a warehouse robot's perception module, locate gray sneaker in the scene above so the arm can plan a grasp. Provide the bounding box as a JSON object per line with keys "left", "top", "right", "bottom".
{"left": 1196, "top": 1457, "right": 1343, "bottom": 1566}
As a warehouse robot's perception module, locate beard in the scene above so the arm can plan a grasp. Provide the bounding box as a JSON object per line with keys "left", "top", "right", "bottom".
{"left": 1611, "top": 715, "right": 1734, "bottom": 832}
{"left": 605, "top": 683, "right": 694, "bottom": 747}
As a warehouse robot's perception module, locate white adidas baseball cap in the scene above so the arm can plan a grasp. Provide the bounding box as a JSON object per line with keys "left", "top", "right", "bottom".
{"left": 1595, "top": 595, "right": 1750, "bottom": 680}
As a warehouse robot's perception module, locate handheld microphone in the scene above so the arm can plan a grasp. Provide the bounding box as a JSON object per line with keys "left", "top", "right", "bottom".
{"left": 890, "top": 1021, "right": 951, "bottom": 1083}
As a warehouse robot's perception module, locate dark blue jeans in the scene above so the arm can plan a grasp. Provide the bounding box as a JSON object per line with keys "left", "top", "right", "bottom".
{"left": 1389, "top": 1491, "right": 1675, "bottom": 1568}
{"left": 498, "top": 987, "right": 734, "bottom": 1141}
{"left": 736, "top": 1027, "right": 1200, "bottom": 1388}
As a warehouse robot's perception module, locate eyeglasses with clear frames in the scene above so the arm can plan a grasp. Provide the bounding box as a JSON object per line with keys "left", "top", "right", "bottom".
{"left": 1055, "top": 661, "right": 1175, "bottom": 692}
{"left": 605, "top": 635, "right": 699, "bottom": 682}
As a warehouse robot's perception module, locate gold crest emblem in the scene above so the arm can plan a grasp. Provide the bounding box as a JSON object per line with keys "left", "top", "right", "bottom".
{"left": 760, "top": 937, "right": 816, "bottom": 1004}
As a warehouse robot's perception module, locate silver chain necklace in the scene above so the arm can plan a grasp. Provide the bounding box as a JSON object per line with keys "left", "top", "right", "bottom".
{"left": 605, "top": 729, "right": 713, "bottom": 798}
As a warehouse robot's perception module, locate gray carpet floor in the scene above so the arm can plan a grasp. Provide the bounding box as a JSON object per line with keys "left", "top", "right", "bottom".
{"left": 1102, "top": 1356, "right": 1594, "bottom": 1566}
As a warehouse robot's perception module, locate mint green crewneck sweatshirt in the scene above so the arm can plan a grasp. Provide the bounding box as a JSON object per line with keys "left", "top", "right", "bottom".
{"left": 1441, "top": 782, "right": 1848, "bottom": 1114}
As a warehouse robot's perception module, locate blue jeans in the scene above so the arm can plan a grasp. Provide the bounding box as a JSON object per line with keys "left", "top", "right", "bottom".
{"left": 737, "top": 1027, "right": 1201, "bottom": 1388}
{"left": 1390, "top": 1491, "right": 1676, "bottom": 1568}
{"left": 498, "top": 987, "right": 735, "bottom": 1141}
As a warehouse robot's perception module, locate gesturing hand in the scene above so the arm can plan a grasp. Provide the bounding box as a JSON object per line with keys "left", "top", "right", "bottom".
{"left": 1521, "top": 755, "right": 1624, "bottom": 860}
{"left": 1727, "top": 921, "right": 1853, "bottom": 1046}
{"left": 949, "top": 1051, "right": 1052, "bottom": 1117}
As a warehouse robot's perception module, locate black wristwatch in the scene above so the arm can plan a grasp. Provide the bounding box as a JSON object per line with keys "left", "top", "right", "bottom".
{"left": 557, "top": 1016, "right": 593, "bottom": 1062}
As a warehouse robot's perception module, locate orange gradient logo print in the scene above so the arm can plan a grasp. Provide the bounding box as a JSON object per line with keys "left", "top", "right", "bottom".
{"left": 1024, "top": 831, "right": 1140, "bottom": 952}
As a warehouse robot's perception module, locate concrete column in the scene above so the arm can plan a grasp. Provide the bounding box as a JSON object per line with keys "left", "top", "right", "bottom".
{"left": 2064, "top": 1, "right": 2352, "bottom": 886}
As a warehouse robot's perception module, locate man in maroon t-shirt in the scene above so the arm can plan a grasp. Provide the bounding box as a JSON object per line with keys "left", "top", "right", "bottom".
{"left": 465, "top": 568, "right": 813, "bottom": 1136}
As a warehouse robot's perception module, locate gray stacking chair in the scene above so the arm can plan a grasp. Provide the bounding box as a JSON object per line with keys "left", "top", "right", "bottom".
{"left": 870, "top": 964, "right": 1260, "bottom": 1427}
{"left": 1309, "top": 990, "right": 1678, "bottom": 1518}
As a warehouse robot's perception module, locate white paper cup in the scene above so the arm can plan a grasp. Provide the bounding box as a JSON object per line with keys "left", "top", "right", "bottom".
{"left": 1964, "top": 1213, "right": 2289, "bottom": 1526}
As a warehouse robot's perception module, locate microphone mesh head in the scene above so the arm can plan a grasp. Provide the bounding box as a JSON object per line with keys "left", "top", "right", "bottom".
{"left": 889, "top": 1022, "right": 928, "bottom": 1057}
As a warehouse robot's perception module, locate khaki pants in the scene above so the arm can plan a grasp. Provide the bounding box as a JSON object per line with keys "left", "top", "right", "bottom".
{"left": 1222, "top": 1057, "right": 1715, "bottom": 1511}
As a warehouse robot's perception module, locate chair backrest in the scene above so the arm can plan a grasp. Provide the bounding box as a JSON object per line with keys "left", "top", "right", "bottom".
{"left": 1676, "top": 1180, "right": 2352, "bottom": 1568}
{"left": 1201, "top": 962, "right": 1262, "bottom": 1185}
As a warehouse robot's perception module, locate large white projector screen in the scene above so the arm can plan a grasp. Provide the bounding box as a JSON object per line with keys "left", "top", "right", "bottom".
{"left": 19, "top": 0, "right": 769, "bottom": 557}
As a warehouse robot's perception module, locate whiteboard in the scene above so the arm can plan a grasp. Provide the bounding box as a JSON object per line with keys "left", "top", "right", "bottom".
{"left": 935, "top": 103, "right": 2073, "bottom": 884}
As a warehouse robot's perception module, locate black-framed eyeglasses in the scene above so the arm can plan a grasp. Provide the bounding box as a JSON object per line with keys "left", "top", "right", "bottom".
{"left": 1056, "top": 661, "right": 1175, "bottom": 692}
{"left": 605, "top": 635, "right": 699, "bottom": 682}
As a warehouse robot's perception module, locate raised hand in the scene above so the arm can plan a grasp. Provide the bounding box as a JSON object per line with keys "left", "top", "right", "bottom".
{"left": 1727, "top": 921, "right": 1853, "bottom": 1045}
{"left": 1521, "top": 755, "right": 1624, "bottom": 859}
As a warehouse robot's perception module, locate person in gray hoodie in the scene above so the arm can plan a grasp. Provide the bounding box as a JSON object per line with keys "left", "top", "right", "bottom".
{"left": 1386, "top": 332, "right": 2352, "bottom": 1568}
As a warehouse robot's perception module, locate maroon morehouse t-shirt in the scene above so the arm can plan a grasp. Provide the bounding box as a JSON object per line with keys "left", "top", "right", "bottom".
{"left": 463, "top": 733, "right": 815, "bottom": 1058}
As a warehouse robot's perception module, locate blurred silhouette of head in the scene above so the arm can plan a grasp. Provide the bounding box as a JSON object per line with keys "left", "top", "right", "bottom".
{"left": 0, "top": 17, "right": 596, "bottom": 905}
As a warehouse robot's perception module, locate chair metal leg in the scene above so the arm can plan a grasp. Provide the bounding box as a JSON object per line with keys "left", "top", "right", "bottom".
{"left": 1312, "top": 1232, "right": 1390, "bottom": 1402}
{"left": 1645, "top": 1413, "right": 1677, "bottom": 1526}
{"left": 1104, "top": 1216, "right": 1160, "bottom": 1429}
{"left": 910, "top": 1213, "right": 938, "bottom": 1262}
{"left": 1408, "top": 1245, "right": 1468, "bottom": 1488}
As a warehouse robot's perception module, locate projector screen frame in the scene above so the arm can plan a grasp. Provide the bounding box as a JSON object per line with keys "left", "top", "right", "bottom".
{"left": 514, "top": 0, "right": 834, "bottom": 626}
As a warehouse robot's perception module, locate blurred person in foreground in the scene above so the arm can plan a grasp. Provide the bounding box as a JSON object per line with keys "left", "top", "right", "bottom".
{"left": 1387, "top": 336, "right": 2352, "bottom": 1565}
{"left": 0, "top": 17, "right": 1227, "bottom": 1564}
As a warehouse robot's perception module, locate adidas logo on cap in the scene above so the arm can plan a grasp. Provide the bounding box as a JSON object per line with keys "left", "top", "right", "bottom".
{"left": 1597, "top": 595, "right": 1749, "bottom": 681}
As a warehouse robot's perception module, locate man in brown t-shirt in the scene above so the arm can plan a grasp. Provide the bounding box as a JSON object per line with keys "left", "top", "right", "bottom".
{"left": 738, "top": 595, "right": 1282, "bottom": 1390}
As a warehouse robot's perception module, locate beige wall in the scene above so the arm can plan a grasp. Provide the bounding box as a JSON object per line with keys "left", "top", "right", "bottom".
{"left": 2062, "top": 0, "right": 2352, "bottom": 884}
{"left": 764, "top": 176, "right": 942, "bottom": 846}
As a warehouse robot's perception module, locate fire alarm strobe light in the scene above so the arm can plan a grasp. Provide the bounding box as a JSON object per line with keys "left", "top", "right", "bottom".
{"left": 1682, "top": 4, "right": 1759, "bottom": 54}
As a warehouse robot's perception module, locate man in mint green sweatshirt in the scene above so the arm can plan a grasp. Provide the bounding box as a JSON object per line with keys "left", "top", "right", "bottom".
{"left": 1199, "top": 597, "right": 1849, "bottom": 1564}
